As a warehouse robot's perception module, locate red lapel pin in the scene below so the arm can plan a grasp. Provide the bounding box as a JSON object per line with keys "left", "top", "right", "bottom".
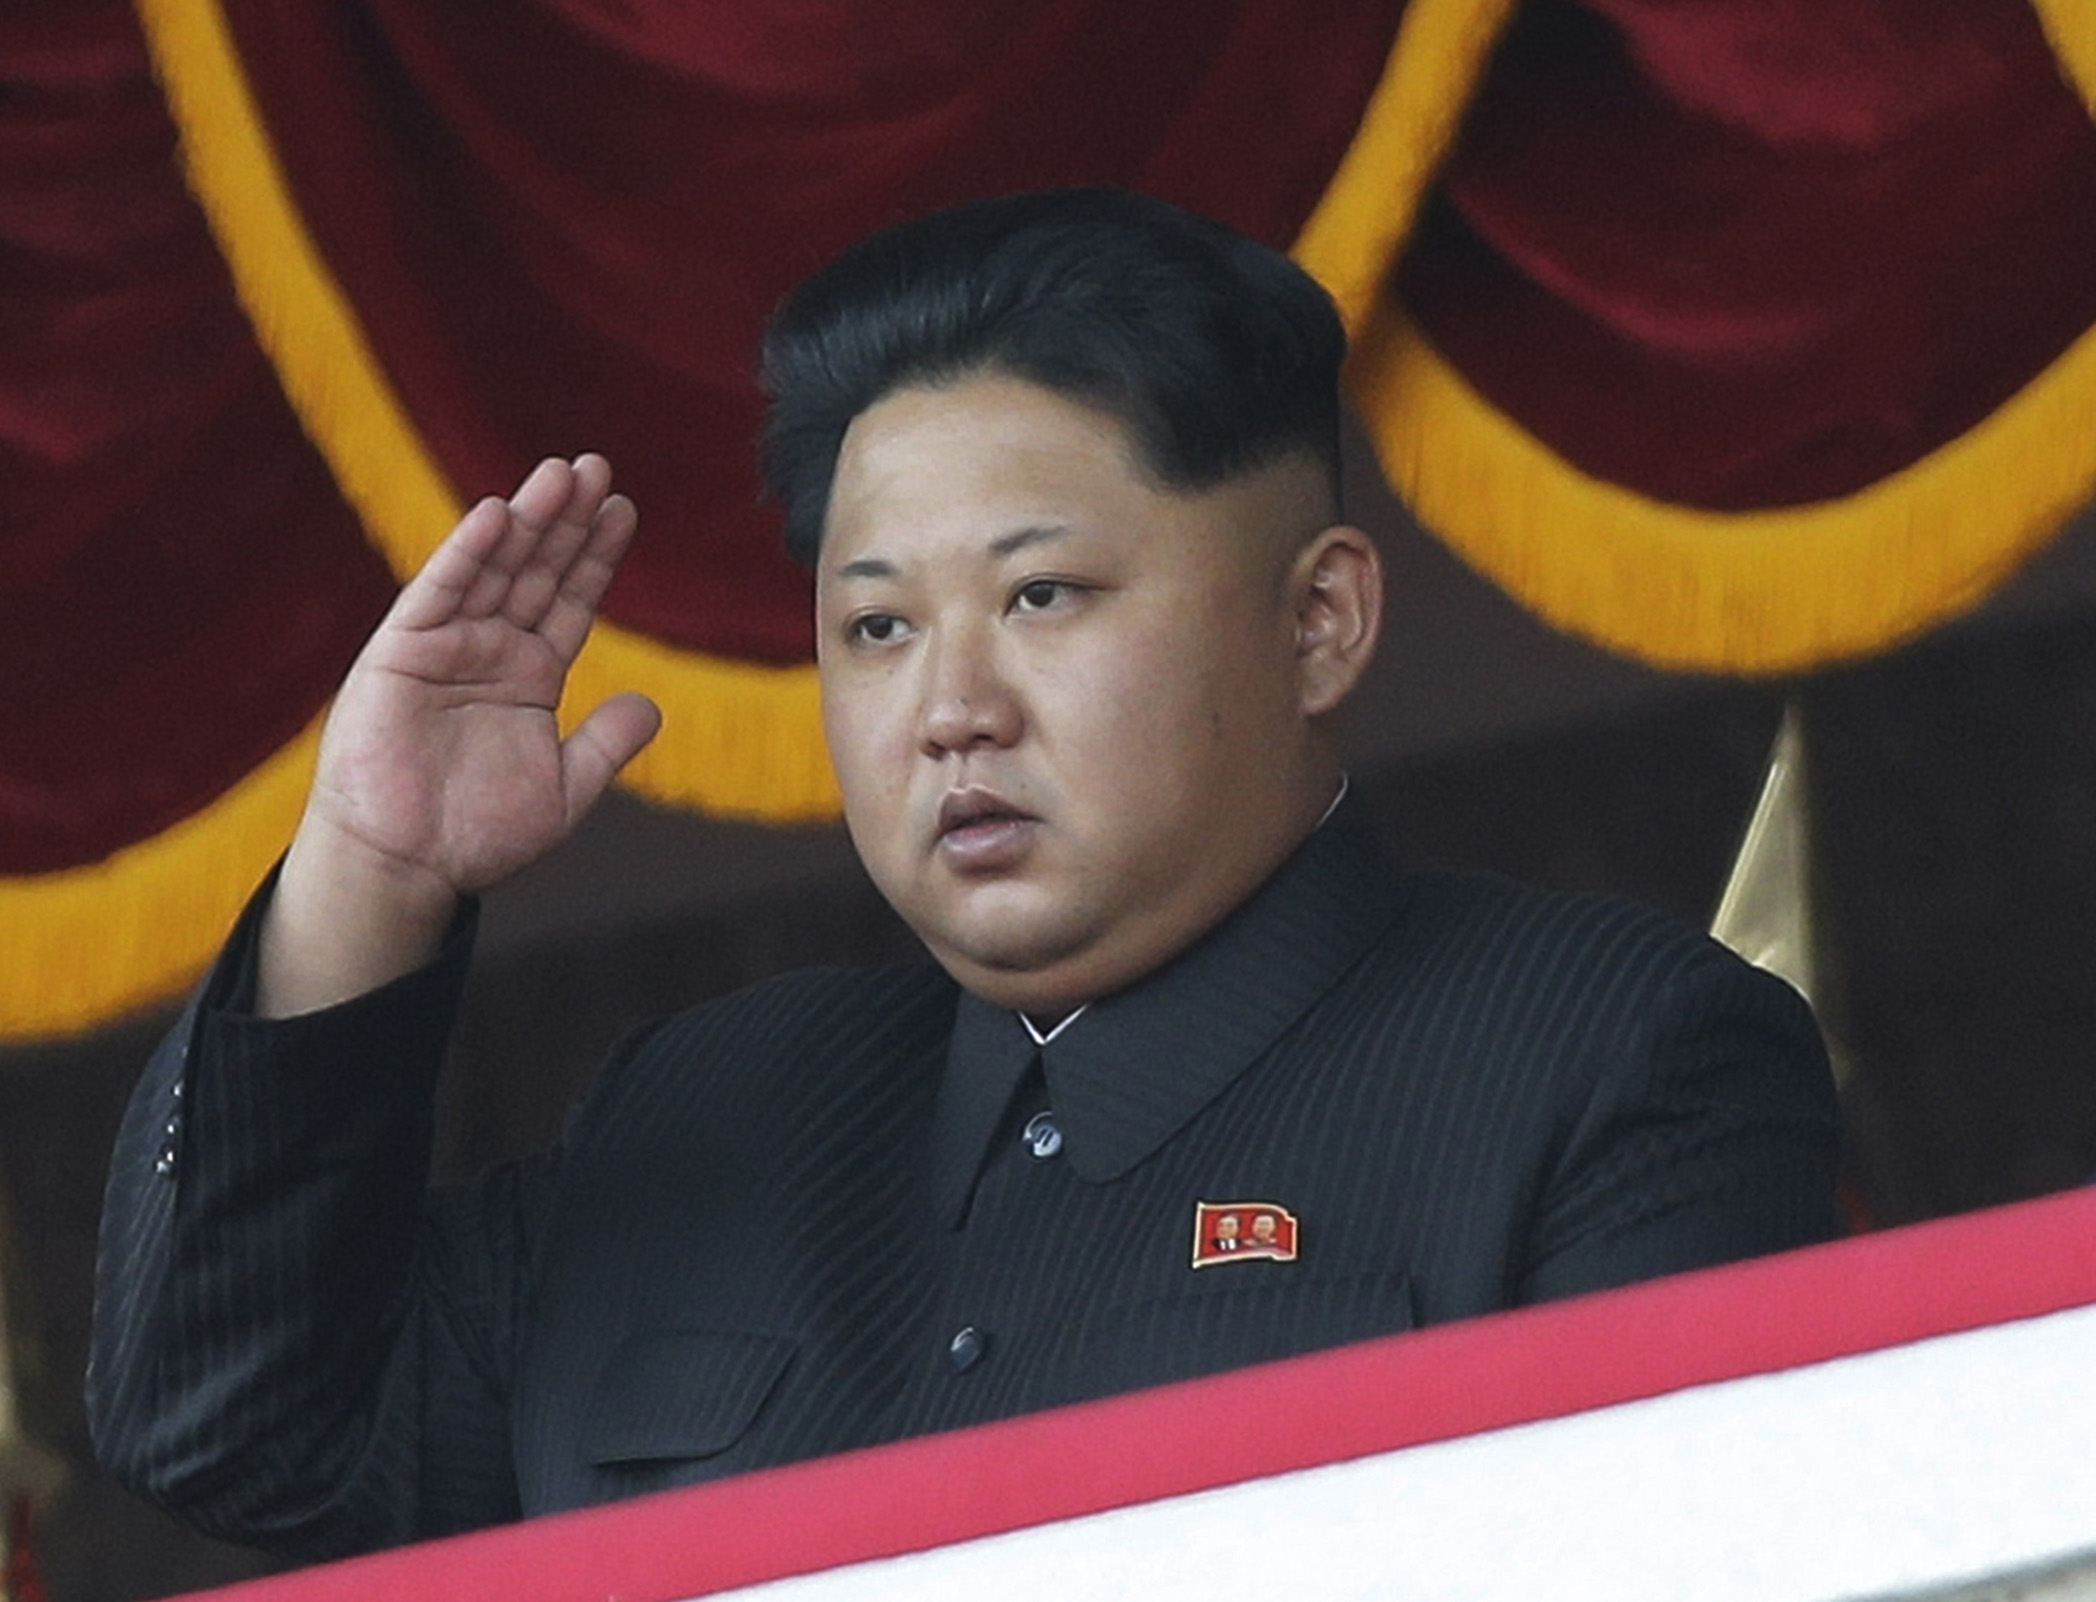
{"left": 1191, "top": 1200, "right": 1299, "bottom": 1268}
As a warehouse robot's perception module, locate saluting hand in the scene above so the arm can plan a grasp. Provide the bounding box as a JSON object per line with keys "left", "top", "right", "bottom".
{"left": 260, "top": 455, "right": 662, "bottom": 1016}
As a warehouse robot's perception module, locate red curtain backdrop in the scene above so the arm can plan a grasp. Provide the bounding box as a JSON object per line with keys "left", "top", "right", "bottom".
{"left": 214, "top": 0, "right": 1404, "bottom": 661}
{"left": 1404, "top": 0, "right": 2096, "bottom": 510}
{"left": 0, "top": 3, "right": 396, "bottom": 874}
{"left": 1, "top": 0, "right": 1403, "bottom": 875}
{"left": 4, "top": 0, "right": 2094, "bottom": 1033}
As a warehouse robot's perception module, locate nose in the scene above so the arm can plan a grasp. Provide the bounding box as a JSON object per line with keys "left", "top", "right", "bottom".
{"left": 918, "top": 624, "right": 1021, "bottom": 756}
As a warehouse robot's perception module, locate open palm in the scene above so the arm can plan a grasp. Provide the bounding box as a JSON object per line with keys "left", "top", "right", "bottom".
{"left": 308, "top": 455, "right": 659, "bottom": 895}
{"left": 263, "top": 456, "right": 661, "bottom": 1013}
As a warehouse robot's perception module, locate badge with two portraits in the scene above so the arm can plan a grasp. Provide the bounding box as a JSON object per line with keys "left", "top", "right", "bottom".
{"left": 1191, "top": 1201, "right": 1299, "bottom": 1268}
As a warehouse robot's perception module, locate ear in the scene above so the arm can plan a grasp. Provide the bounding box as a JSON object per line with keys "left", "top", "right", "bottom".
{"left": 1288, "top": 525, "right": 1383, "bottom": 718}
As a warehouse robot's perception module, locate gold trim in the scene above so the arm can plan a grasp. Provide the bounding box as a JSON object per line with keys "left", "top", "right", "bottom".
{"left": 1290, "top": 0, "right": 1519, "bottom": 333}
{"left": 0, "top": 719, "right": 322, "bottom": 1039}
{"left": 1316, "top": 2, "right": 2096, "bottom": 675}
{"left": 1348, "top": 303, "right": 2096, "bottom": 674}
{"left": 2032, "top": 0, "right": 2096, "bottom": 116}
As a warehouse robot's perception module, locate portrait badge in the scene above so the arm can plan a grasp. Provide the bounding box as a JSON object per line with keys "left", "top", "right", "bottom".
{"left": 1191, "top": 1200, "right": 1299, "bottom": 1268}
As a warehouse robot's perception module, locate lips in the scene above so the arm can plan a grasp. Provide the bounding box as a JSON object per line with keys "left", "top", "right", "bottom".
{"left": 937, "top": 786, "right": 1035, "bottom": 836}
{"left": 935, "top": 786, "right": 1040, "bottom": 868}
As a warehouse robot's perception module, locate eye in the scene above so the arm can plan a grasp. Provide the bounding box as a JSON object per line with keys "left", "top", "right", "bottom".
{"left": 1011, "top": 578, "right": 1083, "bottom": 614}
{"left": 845, "top": 611, "right": 911, "bottom": 646}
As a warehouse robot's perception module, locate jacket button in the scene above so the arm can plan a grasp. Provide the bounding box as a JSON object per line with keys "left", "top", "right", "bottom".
{"left": 947, "top": 1326, "right": 986, "bottom": 1373}
{"left": 154, "top": 1145, "right": 178, "bottom": 1178}
{"left": 1021, "top": 1112, "right": 1062, "bottom": 1160}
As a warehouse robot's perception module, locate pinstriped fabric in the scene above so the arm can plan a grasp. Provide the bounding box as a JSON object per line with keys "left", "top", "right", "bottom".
{"left": 891, "top": 845, "right": 1837, "bottom": 1432}
{"left": 1029, "top": 820, "right": 1409, "bottom": 1186}
{"left": 88, "top": 889, "right": 479, "bottom": 1555}
{"left": 514, "top": 963, "right": 956, "bottom": 1497}
{"left": 89, "top": 823, "right": 1839, "bottom": 1559}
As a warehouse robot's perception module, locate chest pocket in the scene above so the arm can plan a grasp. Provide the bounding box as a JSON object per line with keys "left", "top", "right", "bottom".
{"left": 1065, "top": 1270, "right": 1416, "bottom": 1403}
{"left": 578, "top": 1329, "right": 798, "bottom": 1466}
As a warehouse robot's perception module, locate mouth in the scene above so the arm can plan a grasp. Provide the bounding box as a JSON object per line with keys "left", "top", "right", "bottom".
{"left": 935, "top": 786, "right": 1040, "bottom": 868}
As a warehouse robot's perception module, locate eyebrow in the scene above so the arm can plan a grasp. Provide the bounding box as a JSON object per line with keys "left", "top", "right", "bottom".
{"left": 831, "top": 524, "right": 1071, "bottom": 581}
{"left": 833, "top": 555, "right": 896, "bottom": 580}
{"left": 988, "top": 523, "right": 1071, "bottom": 559}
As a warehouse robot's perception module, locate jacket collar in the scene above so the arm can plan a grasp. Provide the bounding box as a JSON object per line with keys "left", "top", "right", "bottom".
{"left": 929, "top": 817, "right": 1408, "bottom": 1225}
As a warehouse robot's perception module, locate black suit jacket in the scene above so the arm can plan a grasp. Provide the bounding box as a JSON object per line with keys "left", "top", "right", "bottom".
{"left": 89, "top": 822, "right": 1839, "bottom": 1558}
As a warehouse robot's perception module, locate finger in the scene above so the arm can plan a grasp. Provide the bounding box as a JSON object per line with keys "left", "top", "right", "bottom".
{"left": 538, "top": 491, "right": 639, "bottom": 664}
{"left": 517, "top": 452, "right": 589, "bottom": 523}
{"left": 387, "top": 494, "right": 514, "bottom": 632}
{"left": 459, "top": 457, "right": 580, "bottom": 621}
{"left": 558, "top": 692, "right": 663, "bottom": 828}
{"left": 568, "top": 451, "right": 614, "bottom": 506}
{"left": 496, "top": 454, "right": 619, "bottom": 631}
{"left": 482, "top": 454, "right": 621, "bottom": 631}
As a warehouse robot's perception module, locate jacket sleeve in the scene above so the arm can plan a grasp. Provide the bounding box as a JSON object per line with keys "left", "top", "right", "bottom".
{"left": 86, "top": 878, "right": 546, "bottom": 1560}
{"left": 1515, "top": 935, "right": 1844, "bottom": 1304}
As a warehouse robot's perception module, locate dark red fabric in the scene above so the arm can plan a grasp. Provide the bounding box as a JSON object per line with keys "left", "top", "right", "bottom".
{"left": 1402, "top": 0, "right": 2096, "bottom": 509}
{"left": 217, "top": 0, "right": 1406, "bottom": 661}
{"left": 13, "top": 0, "right": 2096, "bottom": 875}
{"left": 0, "top": 1, "right": 395, "bottom": 874}
{"left": 0, "top": 0, "right": 1401, "bottom": 872}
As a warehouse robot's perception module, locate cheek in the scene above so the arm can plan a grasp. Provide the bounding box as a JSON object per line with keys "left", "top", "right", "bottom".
{"left": 1045, "top": 637, "right": 1176, "bottom": 741}
{"left": 822, "top": 687, "right": 909, "bottom": 838}
{"left": 1048, "top": 634, "right": 1234, "bottom": 798}
{"left": 1130, "top": 607, "right": 1276, "bottom": 724}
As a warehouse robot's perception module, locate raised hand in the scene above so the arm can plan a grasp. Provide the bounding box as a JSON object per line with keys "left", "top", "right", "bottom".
{"left": 259, "top": 456, "right": 662, "bottom": 1015}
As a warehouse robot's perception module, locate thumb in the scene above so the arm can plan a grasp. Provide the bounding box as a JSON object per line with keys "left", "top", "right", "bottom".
{"left": 559, "top": 692, "right": 664, "bottom": 828}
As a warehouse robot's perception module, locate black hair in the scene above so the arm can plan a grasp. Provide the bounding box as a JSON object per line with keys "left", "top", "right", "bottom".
{"left": 759, "top": 187, "right": 1346, "bottom": 565}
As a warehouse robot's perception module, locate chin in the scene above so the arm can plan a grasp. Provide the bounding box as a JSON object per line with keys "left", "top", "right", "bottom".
{"left": 940, "top": 916, "right": 1191, "bottom": 1016}
{"left": 917, "top": 917, "right": 1096, "bottom": 1007}
{"left": 947, "top": 963, "right": 1093, "bottom": 1018}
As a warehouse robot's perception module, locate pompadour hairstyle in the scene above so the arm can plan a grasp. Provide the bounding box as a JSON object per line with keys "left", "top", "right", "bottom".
{"left": 759, "top": 187, "right": 1346, "bottom": 565}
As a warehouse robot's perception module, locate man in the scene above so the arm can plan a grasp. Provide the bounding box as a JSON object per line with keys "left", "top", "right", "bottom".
{"left": 90, "top": 189, "right": 1839, "bottom": 1559}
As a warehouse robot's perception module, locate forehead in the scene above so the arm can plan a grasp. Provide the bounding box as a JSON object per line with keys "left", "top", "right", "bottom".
{"left": 818, "top": 376, "right": 1162, "bottom": 565}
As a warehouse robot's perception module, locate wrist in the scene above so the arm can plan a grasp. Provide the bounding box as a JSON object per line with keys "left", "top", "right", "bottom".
{"left": 257, "top": 821, "right": 461, "bottom": 1017}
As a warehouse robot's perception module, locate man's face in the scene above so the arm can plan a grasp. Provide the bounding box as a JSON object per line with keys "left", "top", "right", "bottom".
{"left": 816, "top": 373, "right": 1361, "bottom": 1015}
